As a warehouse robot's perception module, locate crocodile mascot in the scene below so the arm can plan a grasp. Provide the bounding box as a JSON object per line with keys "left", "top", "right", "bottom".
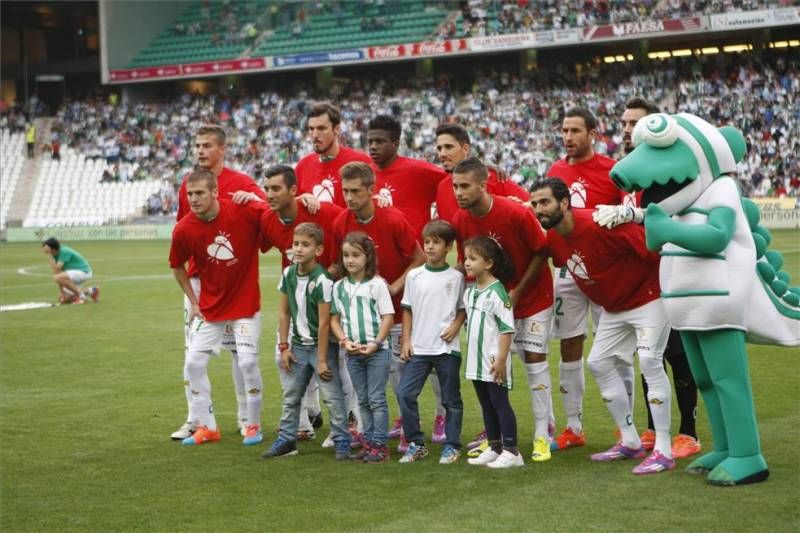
{"left": 608, "top": 112, "right": 799, "bottom": 486}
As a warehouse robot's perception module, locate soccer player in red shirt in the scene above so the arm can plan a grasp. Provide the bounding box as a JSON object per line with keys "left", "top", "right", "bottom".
{"left": 531, "top": 177, "right": 675, "bottom": 474}
{"left": 367, "top": 115, "right": 448, "bottom": 237}
{"left": 451, "top": 157, "right": 556, "bottom": 462}
{"left": 332, "top": 161, "right": 426, "bottom": 449}
{"left": 593, "top": 97, "right": 700, "bottom": 459}
{"left": 169, "top": 169, "right": 268, "bottom": 447}
{"left": 171, "top": 125, "right": 266, "bottom": 442}
{"left": 544, "top": 107, "right": 637, "bottom": 452}
{"left": 434, "top": 123, "right": 529, "bottom": 224}
{"left": 295, "top": 102, "right": 372, "bottom": 208}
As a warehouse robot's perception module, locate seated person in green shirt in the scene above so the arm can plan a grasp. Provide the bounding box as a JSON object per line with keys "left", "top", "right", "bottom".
{"left": 42, "top": 237, "right": 99, "bottom": 304}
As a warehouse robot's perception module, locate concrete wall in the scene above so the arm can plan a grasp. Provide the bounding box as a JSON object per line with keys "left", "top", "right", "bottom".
{"left": 100, "top": 0, "right": 186, "bottom": 70}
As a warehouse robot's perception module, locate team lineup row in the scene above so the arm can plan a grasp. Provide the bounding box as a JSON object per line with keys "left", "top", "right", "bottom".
{"left": 167, "top": 99, "right": 700, "bottom": 472}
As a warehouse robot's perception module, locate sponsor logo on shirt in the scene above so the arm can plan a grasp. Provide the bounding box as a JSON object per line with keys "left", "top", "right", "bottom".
{"left": 570, "top": 180, "right": 587, "bottom": 208}
{"left": 312, "top": 178, "right": 336, "bottom": 203}
{"left": 567, "top": 251, "right": 591, "bottom": 282}
{"left": 207, "top": 232, "right": 238, "bottom": 266}
{"left": 377, "top": 184, "right": 395, "bottom": 206}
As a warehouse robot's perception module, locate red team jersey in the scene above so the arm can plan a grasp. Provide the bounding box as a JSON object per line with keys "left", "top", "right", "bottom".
{"left": 435, "top": 168, "right": 530, "bottom": 224}
{"left": 169, "top": 199, "right": 268, "bottom": 322}
{"left": 544, "top": 210, "right": 660, "bottom": 313}
{"left": 452, "top": 195, "right": 553, "bottom": 318}
{"left": 260, "top": 201, "right": 343, "bottom": 269}
{"left": 546, "top": 154, "right": 634, "bottom": 209}
{"left": 332, "top": 205, "right": 420, "bottom": 322}
{"left": 374, "top": 156, "right": 448, "bottom": 236}
{"left": 295, "top": 146, "right": 372, "bottom": 208}
{"left": 176, "top": 167, "right": 266, "bottom": 277}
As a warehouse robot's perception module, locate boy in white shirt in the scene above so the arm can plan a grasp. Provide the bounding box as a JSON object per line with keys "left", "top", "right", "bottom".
{"left": 398, "top": 220, "right": 466, "bottom": 464}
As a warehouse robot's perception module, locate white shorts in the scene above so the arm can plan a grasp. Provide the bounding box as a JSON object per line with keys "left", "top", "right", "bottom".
{"left": 65, "top": 270, "right": 92, "bottom": 286}
{"left": 188, "top": 312, "right": 262, "bottom": 356}
{"left": 513, "top": 306, "right": 553, "bottom": 355}
{"left": 587, "top": 299, "right": 669, "bottom": 365}
{"left": 183, "top": 276, "right": 234, "bottom": 350}
{"left": 551, "top": 269, "right": 603, "bottom": 339}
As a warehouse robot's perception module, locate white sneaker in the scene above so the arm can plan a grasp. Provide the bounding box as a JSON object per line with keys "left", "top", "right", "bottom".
{"left": 486, "top": 450, "right": 524, "bottom": 469}
{"left": 171, "top": 421, "right": 196, "bottom": 440}
{"left": 321, "top": 433, "right": 334, "bottom": 448}
{"left": 467, "top": 448, "right": 499, "bottom": 465}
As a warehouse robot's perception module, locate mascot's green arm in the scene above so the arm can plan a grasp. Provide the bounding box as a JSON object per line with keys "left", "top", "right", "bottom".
{"left": 644, "top": 203, "right": 736, "bottom": 253}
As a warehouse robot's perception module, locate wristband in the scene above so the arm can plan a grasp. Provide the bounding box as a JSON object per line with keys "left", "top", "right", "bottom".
{"left": 278, "top": 342, "right": 290, "bottom": 352}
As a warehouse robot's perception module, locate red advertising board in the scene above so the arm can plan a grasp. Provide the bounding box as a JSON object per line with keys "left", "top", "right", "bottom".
{"left": 583, "top": 17, "right": 703, "bottom": 40}
{"left": 109, "top": 58, "right": 266, "bottom": 83}
{"left": 411, "top": 39, "right": 467, "bottom": 56}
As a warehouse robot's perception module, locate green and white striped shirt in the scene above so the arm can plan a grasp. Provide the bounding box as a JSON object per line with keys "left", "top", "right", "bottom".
{"left": 279, "top": 264, "right": 334, "bottom": 346}
{"left": 331, "top": 275, "right": 394, "bottom": 349}
{"left": 463, "top": 280, "right": 515, "bottom": 388}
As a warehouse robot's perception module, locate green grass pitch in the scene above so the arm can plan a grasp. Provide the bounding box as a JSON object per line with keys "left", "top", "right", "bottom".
{"left": 1, "top": 231, "right": 798, "bottom": 531}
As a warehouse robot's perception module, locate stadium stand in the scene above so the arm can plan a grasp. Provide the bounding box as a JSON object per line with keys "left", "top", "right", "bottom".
{"left": 0, "top": 130, "right": 24, "bottom": 231}
{"left": 22, "top": 150, "right": 162, "bottom": 227}
{"left": 441, "top": 0, "right": 791, "bottom": 37}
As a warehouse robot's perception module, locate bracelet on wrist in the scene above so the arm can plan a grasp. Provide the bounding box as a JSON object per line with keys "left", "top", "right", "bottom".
{"left": 278, "top": 342, "right": 290, "bottom": 352}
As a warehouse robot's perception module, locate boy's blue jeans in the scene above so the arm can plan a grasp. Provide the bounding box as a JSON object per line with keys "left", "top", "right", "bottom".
{"left": 397, "top": 353, "right": 463, "bottom": 449}
{"left": 346, "top": 348, "right": 390, "bottom": 445}
{"left": 278, "top": 343, "right": 349, "bottom": 446}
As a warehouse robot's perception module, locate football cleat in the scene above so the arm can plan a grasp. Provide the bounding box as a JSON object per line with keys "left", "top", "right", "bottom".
{"left": 467, "top": 439, "right": 489, "bottom": 458}
{"left": 171, "top": 421, "right": 196, "bottom": 440}
{"left": 640, "top": 429, "right": 656, "bottom": 451}
{"left": 590, "top": 442, "right": 645, "bottom": 462}
{"left": 261, "top": 437, "right": 298, "bottom": 458}
{"left": 242, "top": 424, "right": 263, "bottom": 446}
{"left": 182, "top": 425, "right": 220, "bottom": 446}
{"left": 439, "top": 445, "right": 461, "bottom": 464}
{"left": 531, "top": 436, "right": 552, "bottom": 462}
{"left": 550, "top": 427, "right": 586, "bottom": 451}
{"left": 388, "top": 417, "right": 403, "bottom": 439}
{"left": 632, "top": 450, "right": 676, "bottom": 475}
{"left": 467, "top": 448, "right": 499, "bottom": 466}
{"left": 399, "top": 442, "right": 429, "bottom": 463}
{"left": 671, "top": 434, "right": 701, "bottom": 459}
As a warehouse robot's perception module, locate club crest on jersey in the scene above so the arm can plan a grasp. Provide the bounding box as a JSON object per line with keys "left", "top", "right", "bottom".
{"left": 570, "top": 180, "right": 588, "bottom": 208}
{"left": 207, "top": 232, "right": 238, "bottom": 265}
{"left": 312, "top": 178, "right": 336, "bottom": 203}
{"left": 445, "top": 281, "right": 454, "bottom": 296}
{"left": 567, "top": 251, "right": 591, "bottom": 282}
{"left": 377, "top": 185, "right": 395, "bottom": 206}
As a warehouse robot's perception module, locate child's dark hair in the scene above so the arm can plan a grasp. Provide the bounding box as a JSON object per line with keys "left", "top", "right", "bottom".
{"left": 339, "top": 232, "right": 378, "bottom": 279}
{"left": 422, "top": 219, "right": 456, "bottom": 246}
{"left": 464, "top": 236, "right": 514, "bottom": 285}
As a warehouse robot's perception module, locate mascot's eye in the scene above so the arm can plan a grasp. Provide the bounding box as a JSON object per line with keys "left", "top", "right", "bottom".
{"left": 632, "top": 113, "right": 678, "bottom": 148}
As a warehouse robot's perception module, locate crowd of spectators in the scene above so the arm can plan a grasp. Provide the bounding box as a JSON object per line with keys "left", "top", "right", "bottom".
{"left": 436, "top": 0, "right": 794, "bottom": 38}
{"left": 2, "top": 50, "right": 796, "bottom": 216}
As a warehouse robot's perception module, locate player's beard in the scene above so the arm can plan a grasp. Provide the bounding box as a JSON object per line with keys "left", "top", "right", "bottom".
{"left": 314, "top": 138, "right": 334, "bottom": 155}
{"left": 538, "top": 209, "right": 564, "bottom": 230}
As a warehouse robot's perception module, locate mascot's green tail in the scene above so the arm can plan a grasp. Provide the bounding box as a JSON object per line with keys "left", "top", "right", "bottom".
{"left": 743, "top": 198, "right": 800, "bottom": 315}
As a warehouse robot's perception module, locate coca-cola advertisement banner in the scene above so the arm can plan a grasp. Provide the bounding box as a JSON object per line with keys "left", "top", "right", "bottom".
{"left": 582, "top": 17, "right": 704, "bottom": 40}
{"left": 109, "top": 58, "right": 266, "bottom": 83}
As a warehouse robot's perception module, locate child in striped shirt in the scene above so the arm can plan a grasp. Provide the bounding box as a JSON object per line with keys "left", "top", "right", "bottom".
{"left": 463, "top": 236, "right": 523, "bottom": 469}
{"left": 262, "top": 223, "right": 351, "bottom": 460}
{"left": 331, "top": 232, "right": 395, "bottom": 463}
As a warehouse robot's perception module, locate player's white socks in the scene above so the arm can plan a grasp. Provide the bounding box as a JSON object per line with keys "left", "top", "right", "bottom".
{"left": 588, "top": 357, "right": 640, "bottom": 449}
{"left": 429, "top": 372, "right": 446, "bottom": 418}
{"left": 616, "top": 360, "right": 635, "bottom": 414}
{"left": 526, "top": 362, "right": 553, "bottom": 440}
{"left": 236, "top": 352, "right": 262, "bottom": 428}
{"left": 186, "top": 350, "right": 217, "bottom": 430}
{"left": 182, "top": 349, "right": 195, "bottom": 423}
{"left": 559, "top": 359, "right": 585, "bottom": 433}
{"left": 230, "top": 351, "right": 248, "bottom": 427}
{"left": 640, "top": 355, "right": 673, "bottom": 458}
{"left": 339, "top": 350, "right": 362, "bottom": 432}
